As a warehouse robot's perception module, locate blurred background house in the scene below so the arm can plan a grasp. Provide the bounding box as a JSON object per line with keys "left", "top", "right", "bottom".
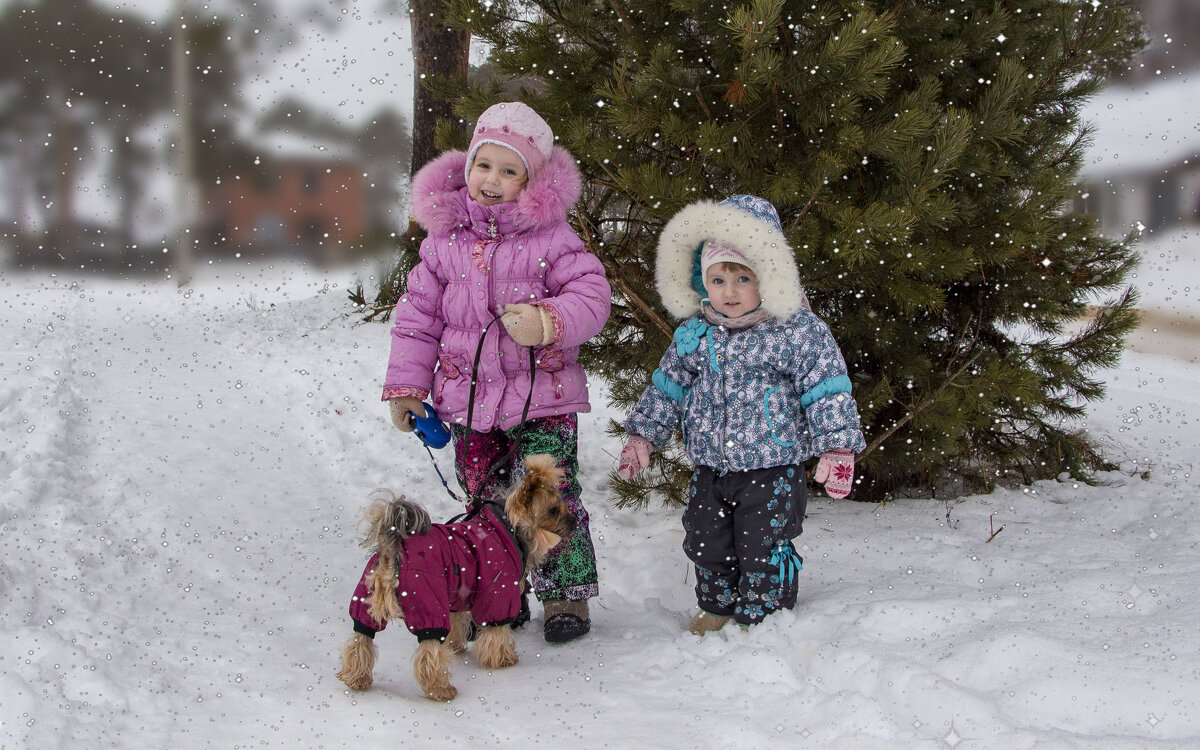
{"left": 201, "top": 100, "right": 411, "bottom": 267}
{"left": 205, "top": 148, "right": 367, "bottom": 266}
{"left": 1077, "top": 73, "right": 1200, "bottom": 237}
{"left": 1075, "top": 0, "right": 1200, "bottom": 237}
{"left": 0, "top": 0, "right": 411, "bottom": 273}
{"left": 0, "top": 0, "right": 1195, "bottom": 274}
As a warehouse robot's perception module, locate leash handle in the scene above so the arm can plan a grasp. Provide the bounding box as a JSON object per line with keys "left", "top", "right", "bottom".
{"left": 407, "top": 403, "right": 451, "bottom": 449}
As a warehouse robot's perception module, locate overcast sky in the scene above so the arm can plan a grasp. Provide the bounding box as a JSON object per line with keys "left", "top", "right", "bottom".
{"left": 97, "top": 0, "right": 418, "bottom": 125}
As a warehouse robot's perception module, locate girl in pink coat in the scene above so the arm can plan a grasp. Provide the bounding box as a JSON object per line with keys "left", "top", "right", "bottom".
{"left": 383, "top": 102, "right": 610, "bottom": 643}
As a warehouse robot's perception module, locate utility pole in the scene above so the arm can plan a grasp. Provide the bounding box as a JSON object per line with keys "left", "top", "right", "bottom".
{"left": 170, "top": 0, "right": 196, "bottom": 286}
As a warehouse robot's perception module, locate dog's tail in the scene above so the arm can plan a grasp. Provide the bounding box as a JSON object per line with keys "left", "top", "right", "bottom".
{"left": 360, "top": 491, "right": 431, "bottom": 624}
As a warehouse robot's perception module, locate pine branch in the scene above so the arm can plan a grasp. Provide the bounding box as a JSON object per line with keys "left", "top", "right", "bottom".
{"left": 608, "top": 0, "right": 633, "bottom": 34}
{"left": 861, "top": 348, "right": 984, "bottom": 459}
{"left": 575, "top": 213, "right": 674, "bottom": 339}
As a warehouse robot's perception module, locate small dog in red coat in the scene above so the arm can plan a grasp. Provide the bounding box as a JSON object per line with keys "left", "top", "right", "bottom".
{"left": 336, "top": 454, "right": 574, "bottom": 701}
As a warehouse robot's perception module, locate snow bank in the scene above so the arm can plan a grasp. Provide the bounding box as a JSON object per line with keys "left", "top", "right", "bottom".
{"left": 1, "top": 262, "right": 1197, "bottom": 748}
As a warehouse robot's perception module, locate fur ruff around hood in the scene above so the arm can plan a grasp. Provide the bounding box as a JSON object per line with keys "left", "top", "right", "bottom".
{"left": 655, "top": 199, "right": 809, "bottom": 321}
{"left": 411, "top": 147, "right": 582, "bottom": 235}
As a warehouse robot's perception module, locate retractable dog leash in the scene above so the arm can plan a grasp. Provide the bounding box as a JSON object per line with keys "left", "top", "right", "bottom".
{"left": 407, "top": 315, "right": 537, "bottom": 520}
{"left": 406, "top": 405, "right": 456, "bottom": 500}
{"left": 407, "top": 407, "right": 450, "bottom": 449}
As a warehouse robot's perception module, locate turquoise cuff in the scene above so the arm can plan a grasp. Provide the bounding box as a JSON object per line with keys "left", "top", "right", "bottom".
{"left": 800, "top": 374, "right": 852, "bottom": 409}
{"left": 652, "top": 368, "right": 689, "bottom": 403}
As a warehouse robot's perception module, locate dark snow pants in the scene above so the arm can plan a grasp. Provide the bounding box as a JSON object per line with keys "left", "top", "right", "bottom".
{"left": 683, "top": 464, "right": 807, "bottom": 626}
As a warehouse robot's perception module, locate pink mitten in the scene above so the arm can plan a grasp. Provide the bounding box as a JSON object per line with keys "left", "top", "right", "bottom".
{"left": 814, "top": 448, "right": 855, "bottom": 498}
{"left": 617, "top": 435, "right": 653, "bottom": 480}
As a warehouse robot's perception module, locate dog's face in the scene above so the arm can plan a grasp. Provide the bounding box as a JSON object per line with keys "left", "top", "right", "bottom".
{"left": 506, "top": 454, "right": 576, "bottom": 564}
{"left": 506, "top": 477, "right": 576, "bottom": 552}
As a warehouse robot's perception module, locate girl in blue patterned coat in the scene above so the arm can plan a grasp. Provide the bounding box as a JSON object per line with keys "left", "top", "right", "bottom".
{"left": 617, "top": 195, "right": 866, "bottom": 633}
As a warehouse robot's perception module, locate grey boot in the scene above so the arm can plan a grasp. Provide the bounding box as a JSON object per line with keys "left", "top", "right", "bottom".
{"left": 543, "top": 599, "right": 590, "bottom": 643}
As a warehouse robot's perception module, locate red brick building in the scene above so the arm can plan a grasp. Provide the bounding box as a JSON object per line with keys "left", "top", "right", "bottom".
{"left": 205, "top": 153, "right": 367, "bottom": 263}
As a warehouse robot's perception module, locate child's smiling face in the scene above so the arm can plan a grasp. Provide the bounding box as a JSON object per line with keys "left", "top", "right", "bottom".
{"left": 704, "top": 263, "right": 761, "bottom": 318}
{"left": 467, "top": 143, "right": 528, "bottom": 206}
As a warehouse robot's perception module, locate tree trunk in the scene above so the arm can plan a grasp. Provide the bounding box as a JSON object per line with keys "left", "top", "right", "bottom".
{"left": 408, "top": 0, "right": 469, "bottom": 176}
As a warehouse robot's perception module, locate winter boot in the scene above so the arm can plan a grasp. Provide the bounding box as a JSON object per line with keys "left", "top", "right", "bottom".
{"left": 543, "top": 599, "right": 590, "bottom": 643}
{"left": 689, "top": 611, "right": 730, "bottom": 636}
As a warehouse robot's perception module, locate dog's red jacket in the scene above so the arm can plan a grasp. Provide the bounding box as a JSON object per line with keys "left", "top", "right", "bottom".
{"left": 348, "top": 506, "right": 523, "bottom": 641}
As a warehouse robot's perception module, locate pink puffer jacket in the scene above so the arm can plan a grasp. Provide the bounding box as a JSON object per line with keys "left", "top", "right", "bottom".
{"left": 382, "top": 148, "right": 610, "bottom": 432}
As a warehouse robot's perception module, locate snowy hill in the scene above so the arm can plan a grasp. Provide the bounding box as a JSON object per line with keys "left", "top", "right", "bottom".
{"left": 1, "top": 262, "right": 1198, "bottom": 749}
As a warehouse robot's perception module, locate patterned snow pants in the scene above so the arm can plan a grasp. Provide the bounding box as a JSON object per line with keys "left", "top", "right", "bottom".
{"left": 451, "top": 413, "right": 598, "bottom": 602}
{"left": 683, "top": 464, "right": 807, "bottom": 626}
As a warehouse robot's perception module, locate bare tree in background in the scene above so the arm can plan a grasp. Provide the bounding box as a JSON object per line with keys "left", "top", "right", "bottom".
{"left": 348, "top": 0, "right": 470, "bottom": 318}
{"left": 408, "top": 0, "right": 469, "bottom": 174}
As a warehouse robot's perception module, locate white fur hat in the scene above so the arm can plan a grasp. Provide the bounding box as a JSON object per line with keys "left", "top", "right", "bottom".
{"left": 655, "top": 195, "right": 809, "bottom": 320}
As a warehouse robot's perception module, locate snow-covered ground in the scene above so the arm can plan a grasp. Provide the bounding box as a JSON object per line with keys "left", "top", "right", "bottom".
{"left": 1, "top": 258, "right": 1197, "bottom": 749}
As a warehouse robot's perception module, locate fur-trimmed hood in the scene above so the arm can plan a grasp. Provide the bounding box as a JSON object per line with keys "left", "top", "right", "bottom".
{"left": 410, "top": 147, "right": 582, "bottom": 236}
{"left": 655, "top": 198, "right": 809, "bottom": 320}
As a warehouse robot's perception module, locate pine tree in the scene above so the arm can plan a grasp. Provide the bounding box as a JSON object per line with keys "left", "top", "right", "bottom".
{"left": 390, "top": 0, "right": 1145, "bottom": 504}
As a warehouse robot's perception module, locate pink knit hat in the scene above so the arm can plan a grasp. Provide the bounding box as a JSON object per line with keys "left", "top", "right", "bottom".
{"left": 700, "top": 240, "right": 753, "bottom": 275}
{"left": 464, "top": 102, "right": 554, "bottom": 182}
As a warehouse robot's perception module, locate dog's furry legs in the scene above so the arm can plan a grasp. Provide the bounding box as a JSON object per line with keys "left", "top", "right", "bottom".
{"left": 474, "top": 625, "right": 518, "bottom": 670}
{"left": 336, "top": 633, "right": 377, "bottom": 690}
{"left": 444, "top": 611, "right": 472, "bottom": 655}
{"left": 413, "top": 640, "right": 457, "bottom": 701}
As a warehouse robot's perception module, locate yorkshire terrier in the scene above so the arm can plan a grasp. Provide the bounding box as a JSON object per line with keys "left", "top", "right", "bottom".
{"left": 335, "top": 453, "right": 574, "bottom": 701}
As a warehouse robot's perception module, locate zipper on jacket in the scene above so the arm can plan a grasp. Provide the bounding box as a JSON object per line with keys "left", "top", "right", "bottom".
{"left": 485, "top": 207, "right": 501, "bottom": 427}
{"left": 715, "top": 327, "right": 730, "bottom": 474}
